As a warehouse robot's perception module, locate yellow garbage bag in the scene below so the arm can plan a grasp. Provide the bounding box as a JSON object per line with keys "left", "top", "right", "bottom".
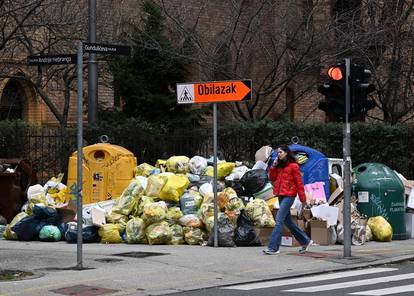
{"left": 225, "top": 196, "right": 245, "bottom": 212}
{"left": 166, "top": 207, "right": 183, "bottom": 225}
{"left": 112, "top": 177, "right": 146, "bottom": 216}
{"left": 199, "top": 203, "right": 215, "bottom": 224}
{"left": 367, "top": 216, "right": 393, "bottom": 242}
{"left": 125, "top": 217, "right": 146, "bottom": 244}
{"left": 218, "top": 191, "right": 230, "bottom": 210}
{"left": 3, "top": 212, "right": 28, "bottom": 240}
{"left": 166, "top": 156, "right": 190, "bottom": 173}
{"left": 159, "top": 174, "right": 189, "bottom": 203}
{"left": 245, "top": 199, "right": 276, "bottom": 228}
{"left": 223, "top": 187, "right": 238, "bottom": 199}
{"left": 142, "top": 201, "right": 168, "bottom": 225}
{"left": 205, "top": 162, "right": 235, "bottom": 180}
{"left": 27, "top": 195, "right": 48, "bottom": 215}
{"left": 188, "top": 189, "right": 203, "bottom": 209}
{"left": 106, "top": 212, "right": 128, "bottom": 234}
{"left": 183, "top": 226, "right": 207, "bottom": 245}
{"left": 155, "top": 159, "right": 167, "bottom": 169}
{"left": 134, "top": 163, "right": 156, "bottom": 177}
{"left": 145, "top": 173, "right": 171, "bottom": 197}
{"left": 146, "top": 221, "right": 172, "bottom": 245}
{"left": 170, "top": 224, "right": 185, "bottom": 245}
{"left": 98, "top": 224, "right": 122, "bottom": 243}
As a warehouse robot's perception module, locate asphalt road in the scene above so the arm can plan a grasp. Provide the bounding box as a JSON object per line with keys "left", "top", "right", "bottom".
{"left": 167, "top": 261, "right": 414, "bottom": 296}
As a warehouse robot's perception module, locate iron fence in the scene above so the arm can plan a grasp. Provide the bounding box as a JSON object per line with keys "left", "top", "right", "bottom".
{"left": 0, "top": 124, "right": 412, "bottom": 184}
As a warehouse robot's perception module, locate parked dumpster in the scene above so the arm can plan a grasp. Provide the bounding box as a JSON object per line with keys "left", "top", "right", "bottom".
{"left": 66, "top": 143, "right": 137, "bottom": 205}
{"left": 0, "top": 159, "right": 37, "bottom": 223}
{"left": 352, "top": 163, "right": 407, "bottom": 240}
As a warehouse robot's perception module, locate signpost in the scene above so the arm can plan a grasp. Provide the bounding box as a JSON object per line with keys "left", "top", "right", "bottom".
{"left": 75, "top": 42, "right": 131, "bottom": 269}
{"left": 177, "top": 79, "right": 252, "bottom": 247}
{"left": 27, "top": 54, "right": 77, "bottom": 65}
{"left": 28, "top": 41, "right": 131, "bottom": 269}
{"left": 83, "top": 42, "right": 131, "bottom": 56}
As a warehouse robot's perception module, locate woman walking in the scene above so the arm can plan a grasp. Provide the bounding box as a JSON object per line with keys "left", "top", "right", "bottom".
{"left": 263, "top": 144, "right": 313, "bottom": 255}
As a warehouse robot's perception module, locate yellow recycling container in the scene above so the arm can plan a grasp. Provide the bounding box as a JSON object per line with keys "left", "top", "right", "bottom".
{"left": 66, "top": 143, "right": 137, "bottom": 205}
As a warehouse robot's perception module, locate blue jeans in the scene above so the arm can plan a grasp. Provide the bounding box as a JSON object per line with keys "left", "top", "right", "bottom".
{"left": 268, "top": 196, "right": 310, "bottom": 251}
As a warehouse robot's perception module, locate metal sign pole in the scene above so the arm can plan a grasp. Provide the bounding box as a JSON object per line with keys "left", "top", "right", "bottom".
{"left": 343, "top": 58, "right": 351, "bottom": 257}
{"left": 213, "top": 103, "right": 218, "bottom": 247}
{"left": 76, "top": 41, "right": 84, "bottom": 269}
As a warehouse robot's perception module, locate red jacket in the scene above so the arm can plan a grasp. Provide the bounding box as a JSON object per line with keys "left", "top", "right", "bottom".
{"left": 268, "top": 161, "right": 306, "bottom": 202}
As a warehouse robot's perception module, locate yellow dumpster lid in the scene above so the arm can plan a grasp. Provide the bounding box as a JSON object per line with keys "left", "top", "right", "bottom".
{"left": 71, "top": 143, "right": 134, "bottom": 157}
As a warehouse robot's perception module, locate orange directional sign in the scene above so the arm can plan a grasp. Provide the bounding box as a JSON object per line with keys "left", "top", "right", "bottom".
{"left": 177, "top": 79, "right": 252, "bottom": 104}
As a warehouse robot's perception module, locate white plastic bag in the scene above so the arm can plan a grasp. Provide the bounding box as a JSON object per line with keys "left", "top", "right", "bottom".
{"left": 189, "top": 156, "right": 208, "bottom": 175}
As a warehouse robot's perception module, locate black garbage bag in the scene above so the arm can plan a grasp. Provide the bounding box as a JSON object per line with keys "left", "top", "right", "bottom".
{"left": 32, "top": 205, "right": 61, "bottom": 225}
{"left": 234, "top": 210, "right": 262, "bottom": 246}
{"left": 12, "top": 215, "right": 46, "bottom": 241}
{"left": 57, "top": 223, "right": 68, "bottom": 241}
{"left": 12, "top": 205, "right": 60, "bottom": 241}
{"left": 224, "top": 180, "right": 246, "bottom": 196}
{"left": 239, "top": 169, "right": 268, "bottom": 196}
{"left": 207, "top": 214, "right": 236, "bottom": 247}
{"left": 65, "top": 223, "right": 100, "bottom": 243}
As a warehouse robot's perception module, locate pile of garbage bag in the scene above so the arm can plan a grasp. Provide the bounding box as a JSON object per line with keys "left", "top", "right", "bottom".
{"left": 3, "top": 154, "right": 275, "bottom": 247}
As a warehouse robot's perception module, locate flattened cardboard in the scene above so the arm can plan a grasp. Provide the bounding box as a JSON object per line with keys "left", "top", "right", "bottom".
{"left": 55, "top": 199, "right": 76, "bottom": 223}
{"left": 91, "top": 207, "right": 106, "bottom": 226}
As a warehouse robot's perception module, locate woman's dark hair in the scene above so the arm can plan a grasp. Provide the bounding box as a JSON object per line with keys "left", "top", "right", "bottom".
{"left": 276, "top": 144, "right": 297, "bottom": 167}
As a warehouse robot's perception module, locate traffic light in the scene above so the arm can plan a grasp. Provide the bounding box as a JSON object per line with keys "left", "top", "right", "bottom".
{"left": 317, "top": 63, "right": 346, "bottom": 120}
{"left": 350, "top": 65, "right": 376, "bottom": 117}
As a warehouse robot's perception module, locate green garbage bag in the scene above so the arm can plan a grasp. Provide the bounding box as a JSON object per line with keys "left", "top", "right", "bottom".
{"left": 39, "top": 225, "right": 62, "bottom": 242}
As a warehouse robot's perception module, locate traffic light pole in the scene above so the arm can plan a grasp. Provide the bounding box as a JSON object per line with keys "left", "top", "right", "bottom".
{"left": 343, "top": 58, "right": 351, "bottom": 257}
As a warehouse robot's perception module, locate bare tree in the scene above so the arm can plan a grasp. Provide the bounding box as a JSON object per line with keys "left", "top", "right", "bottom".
{"left": 0, "top": 0, "right": 44, "bottom": 52}
{"left": 1, "top": 0, "right": 134, "bottom": 126}
{"left": 154, "top": 0, "right": 332, "bottom": 121}
{"left": 328, "top": 0, "right": 414, "bottom": 124}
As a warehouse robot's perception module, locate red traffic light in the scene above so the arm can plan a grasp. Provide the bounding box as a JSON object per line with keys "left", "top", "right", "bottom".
{"left": 328, "top": 66, "right": 343, "bottom": 80}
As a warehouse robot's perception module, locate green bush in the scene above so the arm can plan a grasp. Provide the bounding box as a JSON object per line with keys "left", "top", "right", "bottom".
{"left": 1, "top": 119, "right": 413, "bottom": 180}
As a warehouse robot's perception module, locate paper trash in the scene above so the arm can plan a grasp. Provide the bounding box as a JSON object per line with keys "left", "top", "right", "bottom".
{"left": 311, "top": 204, "right": 339, "bottom": 227}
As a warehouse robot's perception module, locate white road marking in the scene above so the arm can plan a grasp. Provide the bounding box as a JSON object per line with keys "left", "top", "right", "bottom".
{"left": 222, "top": 268, "right": 397, "bottom": 290}
{"left": 348, "top": 284, "right": 414, "bottom": 295}
{"left": 283, "top": 273, "right": 414, "bottom": 293}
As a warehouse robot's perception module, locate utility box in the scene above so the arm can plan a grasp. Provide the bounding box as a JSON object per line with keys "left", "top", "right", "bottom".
{"left": 353, "top": 163, "right": 407, "bottom": 240}
{"left": 66, "top": 143, "right": 137, "bottom": 205}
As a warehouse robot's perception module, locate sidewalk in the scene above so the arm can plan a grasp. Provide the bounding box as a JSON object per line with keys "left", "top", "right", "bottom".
{"left": 1, "top": 238, "right": 414, "bottom": 296}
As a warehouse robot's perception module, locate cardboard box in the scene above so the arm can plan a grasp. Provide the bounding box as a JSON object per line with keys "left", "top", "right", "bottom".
{"left": 55, "top": 199, "right": 76, "bottom": 223}
{"left": 406, "top": 213, "right": 414, "bottom": 239}
{"left": 310, "top": 219, "right": 331, "bottom": 245}
{"left": 256, "top": 227, "right": 273, "bottom": 246}
{"left": 281, "top": 235, "right": 300, "bottom": 247}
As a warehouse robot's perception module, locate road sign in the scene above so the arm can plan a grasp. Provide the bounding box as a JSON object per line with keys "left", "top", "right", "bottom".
{"left": 177, "top": 80, "right": 252, "bottom": 104}
{"left": 83, "top": 42, "right": 131, "bottom": 55}
{"left": 27, "top": 54, "right": 77, "bottom": 65}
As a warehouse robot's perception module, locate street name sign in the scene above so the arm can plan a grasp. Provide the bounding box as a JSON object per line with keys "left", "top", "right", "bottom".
{"left": 83, "top": 42, "right": 131, "bottom": 55}
{"left": 177, "top": 79, "right": 252, "bottom": 104}
{"left": 27, "top": 54, "right": 77, "bottom": 65}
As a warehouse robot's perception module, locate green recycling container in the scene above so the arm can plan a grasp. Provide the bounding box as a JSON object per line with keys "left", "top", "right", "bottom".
{"left": 352, "top": 163, "right": 407, "bottom": 240}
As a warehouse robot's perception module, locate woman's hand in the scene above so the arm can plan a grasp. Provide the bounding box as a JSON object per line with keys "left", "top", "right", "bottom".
{"left": 272, "top": 157, "right": 279, "bottom": 167}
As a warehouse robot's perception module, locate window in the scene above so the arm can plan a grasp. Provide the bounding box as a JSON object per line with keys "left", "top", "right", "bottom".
{"left": 0, "top": 80, "right": 25, "bottom": 120}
